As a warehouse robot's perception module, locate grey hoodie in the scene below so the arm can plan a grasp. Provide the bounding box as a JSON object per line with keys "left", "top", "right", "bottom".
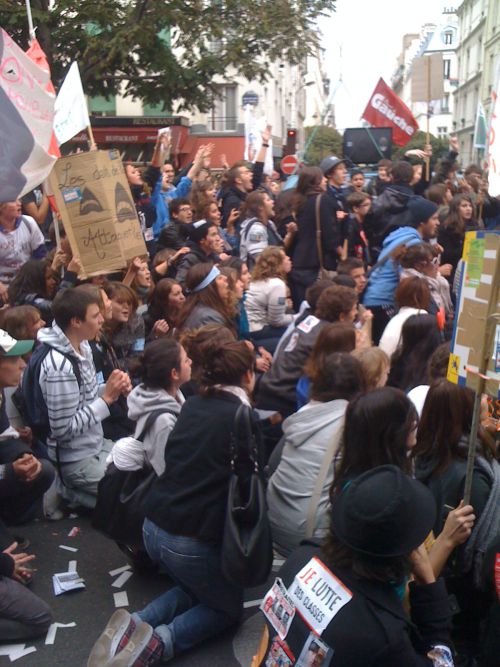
{"left": 267, "top": 398, "right": 347, "bottom": 556}
{"left": 126, "top": 385, "right": 182, "bottom": 476}
{"left": 37, "top": 324, "right": 109, "bottom": 464}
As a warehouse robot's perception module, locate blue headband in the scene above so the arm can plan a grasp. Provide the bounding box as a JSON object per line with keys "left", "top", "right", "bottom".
{"left": 191, "top": 266, "right": 220, "bottom": 293}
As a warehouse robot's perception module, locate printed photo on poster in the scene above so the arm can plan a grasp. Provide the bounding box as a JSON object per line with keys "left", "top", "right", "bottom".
{"left": 261, "top": 578, "right": 296, "bottom": 640}
{"left": 265, "top": 635, "right": 295, "bottom": 667}
{"left": 296, "top": 633, "right": 333, "bottom": 667}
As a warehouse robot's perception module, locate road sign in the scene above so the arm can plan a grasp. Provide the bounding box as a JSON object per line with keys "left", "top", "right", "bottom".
{"left": 242, "top": 91, "right": 259, "bottom": 107}
{"left": 281, "top": 154, "right": 299, "bottom": 175}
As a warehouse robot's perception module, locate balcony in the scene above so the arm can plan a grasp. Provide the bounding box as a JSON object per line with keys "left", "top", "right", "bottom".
{"left": 208, "top": 116, "right": 238, "bottom": 132}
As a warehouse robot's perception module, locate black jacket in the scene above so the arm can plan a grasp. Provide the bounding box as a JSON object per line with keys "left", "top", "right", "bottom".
{"left": 144, "top": 392, "right": 254, "bottom": 545}
{"left": 371, "top": 184, "right": 414, "bottom": 237}
{"left": 289, "top": 194, "right": 340, "bottom": 271}
{"left": 260, "top": 544, "right": 452, "bottom": 667}
{"left": 157, "top": 221, "right": 190, "bottom": 251}
{"left": 174, "top": 242, "right": 217, "bottom": 284}
{"left": 220, "top": 160, "right": 265, "bottom": 227}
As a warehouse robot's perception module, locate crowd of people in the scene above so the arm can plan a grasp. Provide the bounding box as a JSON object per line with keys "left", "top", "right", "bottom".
{"left": 0, "top": 128, "right": 499, "bottom": 667}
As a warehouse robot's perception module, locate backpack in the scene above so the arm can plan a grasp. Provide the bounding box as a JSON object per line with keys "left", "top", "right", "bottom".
{"left": 13, "top": 343, "right": 82, "bottom": 446}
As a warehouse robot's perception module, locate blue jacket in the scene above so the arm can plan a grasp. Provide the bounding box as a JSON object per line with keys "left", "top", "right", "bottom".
{"left": 153, "top": 177, "right": 193, "bottom": 240}
{"left": 363, "top": 226, "right": 422, "bottom": 307}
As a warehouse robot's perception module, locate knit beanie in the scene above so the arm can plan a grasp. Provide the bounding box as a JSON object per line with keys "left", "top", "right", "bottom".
{"left": 408, "top": 196, "right": 438, "bottom": 226}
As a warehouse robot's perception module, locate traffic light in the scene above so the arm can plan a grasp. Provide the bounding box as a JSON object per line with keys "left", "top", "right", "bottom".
{"left": 284, "top": 128, "right": 297, "bottom": 156}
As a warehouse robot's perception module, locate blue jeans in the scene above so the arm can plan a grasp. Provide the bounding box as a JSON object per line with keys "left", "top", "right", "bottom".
{"left": 134, "top": 518, "right": 243, "bottom": 660}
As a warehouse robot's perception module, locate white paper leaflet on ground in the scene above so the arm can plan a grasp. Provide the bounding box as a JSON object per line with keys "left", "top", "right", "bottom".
{"left": 260, "top": 578, "right": 295, "bottom": 639}
{"left": 288, "top": 557, "right": 353, "bottom": 635}
{"left": 296, "top": 633, "right": 333, "bottom": 666}
{"left": 45, "top": 622, "right": 76, "bottom": 645}
{"left": 59, "top": 544, "right": 78, "bottom": 552}
{"left": 114, "top": 591, "right": 129, "bottom": 607}
{"left": 68, "top": 560, "right": 77, "bottom": 572}
{"left": 109, "top": 564, "right": 132, "bottom": 577}
{"left": 265, "top": 635, "right": 295, "bottom": 666}
{"left": 0, "top": 644, "right": 36, "bottom": 661}
{"left": 112, "top": 569, "right": 133, "bottom": 588}
{"left": 427, "top": 644, "right": 455, "bottom": 666}
{"left": 52, "top": 570, "right": 85, "bottom": 595}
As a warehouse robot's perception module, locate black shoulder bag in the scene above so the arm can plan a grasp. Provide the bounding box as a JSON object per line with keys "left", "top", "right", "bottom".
{"left": 92, "top": 408, "right": 173, "bottom": 547}
{"left": 221, "top": 404, "right": 273, "bottom": 587}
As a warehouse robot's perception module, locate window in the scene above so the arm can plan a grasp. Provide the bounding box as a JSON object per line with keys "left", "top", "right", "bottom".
{"left": 209, "top": 85, "right": 237, "bottom": 131}
{"left": 437, "top": 126, "right": 448, "bottom": 138}
{"left": 443, "top": 59, "right": 451, "bottom": 79}
{"left": 444, "top": 31, "right": 453, "bottom": 45}
{"left": 88, "top": 95, "right": 116, "bottom": 117}
{"left": 442, "top": 93, "right": 450, "bottom": 113}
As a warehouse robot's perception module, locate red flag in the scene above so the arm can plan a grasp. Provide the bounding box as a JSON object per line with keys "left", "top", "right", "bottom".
{"left": 25, "top": 38, "right": 60, "bottom": 158}
{"left": 362, "top": 78, "right": 419, "bottom": 147}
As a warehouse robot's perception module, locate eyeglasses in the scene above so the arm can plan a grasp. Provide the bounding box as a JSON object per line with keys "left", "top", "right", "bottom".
{"left": 179, "top": 206, "right": 192, "bottom": 212}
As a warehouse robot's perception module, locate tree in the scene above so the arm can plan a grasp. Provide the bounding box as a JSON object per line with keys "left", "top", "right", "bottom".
{"left": 0, "top": 0, "right": 336, "bottom": 111}
{"left": 392, "top": 130, "right": 450, "bottom": 163}
{"left": 303, "top": 125, "right": 343, "bottom": 165}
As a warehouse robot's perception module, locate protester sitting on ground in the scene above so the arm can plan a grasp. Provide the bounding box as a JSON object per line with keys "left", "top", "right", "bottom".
{"left": 203, "top": 199, "right": 238, "bottom": 256}
{"left": 387, "top": 314, "right": 442, "bottom": 392}
{"left": 414, "top": 379, "right": 500, "bottom": 664}
{"left": 351, "top": 346, "right": 390, "bottom": 391}
{"left": 245, "top": 247, "right": 293, "bottom": 350}
{"left": 256, "top": 285, "right": 358, "bottom": 417}
{"left": 0, "top": 537, "right": 52, "bottom": 641}
{"left": 7, "top": 258, "right": 78, "bottom": 325}
{"left": 88, "top": 340, "right": 258, "bottom": 666}
{"left": 102, "top": 282, "right": 145, "bottom": 368}
{"left": 190, "top": 178, "right": 216, "bottom": 219}
{"left": 122, "top": 257, "right": 154, "bottom": 313}
{"left": 332, "top": 387, "right": 476, "bottom": 580}
{"left": 143, "top": 278, "right": 185, "bottom": 339}
{"left": 257, "top": 465, "right": 454, "bottom": 666}
{"left": 407, "top": 341, "right": 450, "bottom": 416}
{"left": 109, "top": 339, "right": 190, "bottom": 477}
{"left": 267, "top": 352, "right": 364, "bottom": 556}
{"left": 287, "top": 167, "right": 341, "bottom": 309}
{"left": 220, "top": 258, "right": 251, "bottom": 340}
{"left": 296, "top": 322, "right": 356, "bottom": 409}
{"left": 78, "top": 285, "right": 134, "bottom": 443}
{"left": 176, "top": 264, "right": 234, "bottom": 332}
{"left": 362, "top": 196, "right": 439, "bottom": 343}
{"left": 157, "top": 198, "right": 193, "bottom": 251}
{"left": 378, "top": 276, "right": 430, "bottom": 358}
{"left": 399, "top": 243, "right": 453, "bottom": 318}
{"left": 33, "top": 287, "right": 130, "bottom": 509}
{"left": 175, "top": 219, "right": 221, "bottom": 284}
{"left": 218, "top": 266, "right": 247, "bottom": 337}
{"left": 336, "top": 257, "right": 367, "bottom": 296}
{"left": 0, "top": 329, "right": 55, "bottom": 526}
{"left": 239, "top": 191, "right": 285, "bottom": 268}
{"left": 438, "top": 193, "right": 479, "bottom": 281}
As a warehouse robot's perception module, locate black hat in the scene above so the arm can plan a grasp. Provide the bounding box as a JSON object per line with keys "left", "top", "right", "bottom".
{"left": 319, "top": 155, "right": 347, "bottom": 176}
{"left": 408, "top": 196, "right": 438, "bottom": 226}
{"left": 331, "top": 465, "right": 436, "bottom": 557}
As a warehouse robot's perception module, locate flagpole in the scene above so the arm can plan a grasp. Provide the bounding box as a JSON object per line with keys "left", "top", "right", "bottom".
{"left": 425, "top": 57, "right": 431, "bottom": 182}
{"left": 25, "top": 0, "right": 36, "bottom": 40}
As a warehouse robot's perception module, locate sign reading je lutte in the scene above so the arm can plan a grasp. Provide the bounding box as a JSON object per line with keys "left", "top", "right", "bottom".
{"left": 49, "top": 150, "right": 146, "bottom": 276}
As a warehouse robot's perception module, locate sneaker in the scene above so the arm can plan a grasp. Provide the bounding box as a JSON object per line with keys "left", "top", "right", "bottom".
{"left": 87, "top": 609, "right": 132, "bottom": 667}
{"left": 107, "top": 622, "right": 163, "bottom": 667}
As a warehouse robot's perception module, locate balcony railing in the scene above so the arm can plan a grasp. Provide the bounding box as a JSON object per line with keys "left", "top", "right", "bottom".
{"left": 208, "top": 116, "right": 238, "bottom": 131}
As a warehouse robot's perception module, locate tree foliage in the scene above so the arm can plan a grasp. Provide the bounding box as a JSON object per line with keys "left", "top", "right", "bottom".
{"left": 391, "top": 130, "right": 450, "bottom": 163}
{"left": 0, "top": 0, "right": 336, "bottom": 111}
{"left": 303, "top": 125, "right": 343, "bottom": 165}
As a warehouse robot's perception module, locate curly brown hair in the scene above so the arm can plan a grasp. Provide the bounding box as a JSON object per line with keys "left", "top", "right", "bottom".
{"left": 251, "top": 246, "right": 287, "bottom": 282}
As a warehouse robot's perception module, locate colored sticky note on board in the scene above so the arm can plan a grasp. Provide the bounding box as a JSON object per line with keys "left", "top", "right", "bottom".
{"left": 447, "top": 353, "right": 460, "bottom": 384}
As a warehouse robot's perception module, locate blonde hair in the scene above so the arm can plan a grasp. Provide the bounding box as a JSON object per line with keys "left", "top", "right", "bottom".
{"left": 251, "top": 246, "right": 287, "bottom": 282}
{"left": 352, "top": 347, "right": 390, "bottom": 391}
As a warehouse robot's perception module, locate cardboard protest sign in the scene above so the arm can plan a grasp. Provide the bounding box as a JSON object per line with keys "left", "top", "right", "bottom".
{"left": 411, "top": 54, "right": 444, "bottom": 103}
{"left": 447, "top": 231, "right": 500, "bottom": 400}
{"left": 49, "top": 150, "right": 146, "bottom": 276}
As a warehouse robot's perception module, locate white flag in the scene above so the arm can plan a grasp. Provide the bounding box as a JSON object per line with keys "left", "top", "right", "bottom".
{"left": 487, "top": 64, "right": 500, "bottom": 196}
{"left": 53, "top": 62, "right": 90, "bottom": 146}
{"left": 0, "top": 28, "right": 56, "bottom": 201}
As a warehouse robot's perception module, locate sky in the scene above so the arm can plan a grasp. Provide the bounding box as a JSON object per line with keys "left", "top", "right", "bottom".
{"left": 320, "top": 0, "right": 450, "bottom": 130}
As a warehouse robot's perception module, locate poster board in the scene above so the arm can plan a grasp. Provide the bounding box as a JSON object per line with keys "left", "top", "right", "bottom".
{"left": 411, "top": 53, "right": 444, "bottom": 102}
{"left": 49, "top": 150, "right": 146, "bottom": 276}
{"left": 447, "top": 231, "right": 500, "bottom": 399}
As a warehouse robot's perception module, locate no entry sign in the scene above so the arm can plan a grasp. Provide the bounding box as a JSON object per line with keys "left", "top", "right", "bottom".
{"left": 281, "top": 154, "right": 299, "bottom": 175}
